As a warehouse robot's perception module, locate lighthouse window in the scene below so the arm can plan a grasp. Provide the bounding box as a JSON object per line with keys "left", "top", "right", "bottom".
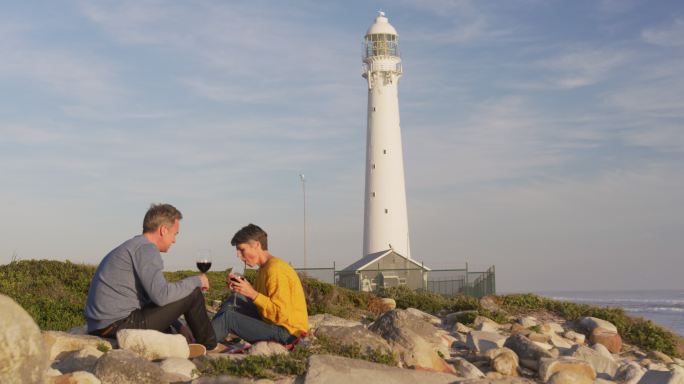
{"left": 383, "top": 149, "right": 387, "bottom": 154}
{"left": 385, "top": 209, "right": 388, "bottom": 214}
{"left": 372, "top": 164, "right": 375, "bottom": 169}
{"left": 373, "top": 107, "right": 376, "bottom": 112}
{"left": 372, "top": 192, "right": 375, "bottom": 197}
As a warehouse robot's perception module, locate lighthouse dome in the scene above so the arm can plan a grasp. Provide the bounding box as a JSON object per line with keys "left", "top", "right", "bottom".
{"left": 366, "top": 11, "right": 398, "bottom": 36}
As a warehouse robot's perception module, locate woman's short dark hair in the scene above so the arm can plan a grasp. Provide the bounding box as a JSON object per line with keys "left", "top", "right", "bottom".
{"left": 231, "top": 224, "right": 268, "bottom": 250}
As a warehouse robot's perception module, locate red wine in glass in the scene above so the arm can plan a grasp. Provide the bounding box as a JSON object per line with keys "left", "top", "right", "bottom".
{"left": 196, "top": 261, "right": 212, "bottom": 273}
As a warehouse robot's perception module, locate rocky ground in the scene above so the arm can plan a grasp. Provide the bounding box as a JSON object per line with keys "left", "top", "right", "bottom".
{"left": 1, "top": 293, "right": 683, "bottom": 384}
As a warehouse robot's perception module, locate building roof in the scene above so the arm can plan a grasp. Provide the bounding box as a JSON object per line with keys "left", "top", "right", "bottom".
{"left": 341, "top": 249, "right": 431, "bottom": 272}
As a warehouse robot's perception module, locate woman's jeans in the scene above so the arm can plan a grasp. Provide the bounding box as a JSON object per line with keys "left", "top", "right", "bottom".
{"left": 211, "top": 294, "right": 296, "bottom": 344}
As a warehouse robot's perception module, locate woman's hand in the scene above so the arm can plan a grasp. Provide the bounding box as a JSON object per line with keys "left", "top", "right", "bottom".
{"left": 226, "top": 273, "right": 258, "bottom": 300}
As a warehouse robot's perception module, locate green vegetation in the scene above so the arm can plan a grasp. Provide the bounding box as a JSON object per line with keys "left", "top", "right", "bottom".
{"left": 0, "top": 259, "right": 680, "bottom": 358}
{"left": 0, "top": 260, "right": 95, "bottom": 331}
{"left": 199, "top": 335, "right": 396, "bottom": 379}
{"left": 500, "top": 293, "right": 680, "bottom": 356}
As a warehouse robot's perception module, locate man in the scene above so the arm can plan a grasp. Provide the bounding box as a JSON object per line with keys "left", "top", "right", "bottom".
{"left": 84, "top": 203, "right": 217, "bottom": 353}
{"left": 212, "top": 224, "right": 308, "bottom": 344}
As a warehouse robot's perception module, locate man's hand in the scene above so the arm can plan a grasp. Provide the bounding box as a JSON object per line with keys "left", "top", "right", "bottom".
{"left": 227, "top": 273, "right": 258, "bottom": 300}
{"left": 178, "top": 324, "right": 195, "bottom": 344}
{"left": 199, "top": 274, "right": 210, "bottom": 291}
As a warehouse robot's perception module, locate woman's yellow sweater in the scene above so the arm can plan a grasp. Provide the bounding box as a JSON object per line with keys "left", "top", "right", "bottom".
{"left": 252, "top": 256, "right": 309, "bottom": 336}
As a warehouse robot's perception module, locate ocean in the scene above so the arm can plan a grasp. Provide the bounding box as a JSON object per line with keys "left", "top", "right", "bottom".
{"left": 535, "top": 289, "right": 684, "bottom": 337}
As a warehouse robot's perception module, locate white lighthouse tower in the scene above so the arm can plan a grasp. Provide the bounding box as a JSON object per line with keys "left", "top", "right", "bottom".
{"left": 362, "top": 11, "right": 411, "bottom": 259}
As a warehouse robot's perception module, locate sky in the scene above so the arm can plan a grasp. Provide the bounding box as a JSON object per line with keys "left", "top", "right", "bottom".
{"left": 1, "top": 0, "right": 683, "bottom": 292}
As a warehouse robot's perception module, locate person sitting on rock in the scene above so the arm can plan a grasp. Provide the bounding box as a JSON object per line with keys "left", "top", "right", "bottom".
{"left": 212, "top": 224, "right": 308, "bottom": 345}
{"left": 84, "top": 203, "right": 217, "bottom": 354}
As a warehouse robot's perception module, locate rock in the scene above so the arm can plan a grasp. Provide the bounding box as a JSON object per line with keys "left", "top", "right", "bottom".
{"left": 569, "top": 345, "right": 618, "bottom": 379}
{"left": 450, "top": 357, "right": 485, "bottom": 378}
{"left": 503, "top": 334, "right": 554, "bottom": 371}
{"left": 43, "top": 331, "right": 112, "bottom": 361}
{"left": 474, "top": 316, "right": 500, "bottom": 330}
{"left": 615, "top": 361, "right": 645, "bottom": 384}
{"left": 53, "top": 346, "right": 104, "bottom": 374}
{"left": 674, "top": 358, "right": 684, "bottom": 367}
{"left": 94, "top": 349, "right": 168, "bottom": 384}
{"left": 539, "top": 321, "right": 564, "bottom": 336}
{"left": 479, "top": 296, "right": 501, "bottom": 312}
{"left": 484, "top": 347, "right": 519, "bottom": 376}
{"left": 595, "top": 379, "right": 616, "bottom": 384}
{"left": 519, "top": 316, "right": 539, "bottom": 329}
{"left": 0, "top": 294, "right": 48, "bottom": 384}
{"left": 467, "top": 331, "right": 508, "bottom": 355}
{"left": 48, "top": 371, "right": 102, "bottom": 384}
{"left": 579, "top": 317, "right": 618, "bottom": 334}
{"left": 563, "top": 331, "right": 585, "bottom": 345}
{"left": 368, "top": 309, "right": 453, "bottom": 373}
{"left": 47, "top": 367, "right": 63, "bottom": 377}
{"left": 405, "top": 308, "right": 442, "bottom": 326}
{"left": 547, "top": 371, "right": 594, "bottom": 384}
{"left": 591, "top": 343, "right": 614, "bottom": 360}
{"left": 308, "top": 314, "right": 361, "bottom": 332}
{"left": 590, "top": 328, "right": 622, "bottom": 353}
{"left": 116, "top": 329, "right": 189, "bottom": 360}
{"left": 445, "top": 310, "right": 478, "bottom": 327}
{"left": 315, "top": 325, "right": 392, "bottom": 355}
{"left": 648, "top": 351, "right": 675, "bottom": 364}
{"left": 379, "top": 298, "right": 397, "bottom": 311}
{"left": 157, "top": 357, "right": 198, "bottom": 380}
{"left": 527, "top": 332, "right": 551, "bottom": 343}
{"left": 510, "top": 323, "right": 527, "bottom": 333}
{"left": 637, "top": 368, "right": 684, "bottom": 384}
{"left": 302, "top": 354, "right": 461, "bottom": 384}
{"left": 248, "top": 341, "right": 290, "bottom": 357}
{"left": 454, "top": 322, "right": 473, "bottom": 334}
{"left": 532, "top": 341, "right": 554, "bottom": 351}
{"left": 548, "top": 335, "right": 573, "bottom": 350}
{"left": 539, "top": 357, "right": 596, "bottom": 383}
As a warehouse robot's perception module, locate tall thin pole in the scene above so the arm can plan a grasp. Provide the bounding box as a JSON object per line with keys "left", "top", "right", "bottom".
{"left": 300, "top": 174, "right": 307, "bottom": 270}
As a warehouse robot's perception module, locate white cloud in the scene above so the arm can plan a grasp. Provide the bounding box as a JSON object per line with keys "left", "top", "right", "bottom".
{"left": 642, "top": 18, "right": 684, "bottom": 47}
{"left": 537, "top": 48, "right": 631, "bottom": 89}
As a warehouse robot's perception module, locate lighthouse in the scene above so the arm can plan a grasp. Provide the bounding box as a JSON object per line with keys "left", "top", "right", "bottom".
{"left": 362, "top": 11, "right": 410, "bottom": 260}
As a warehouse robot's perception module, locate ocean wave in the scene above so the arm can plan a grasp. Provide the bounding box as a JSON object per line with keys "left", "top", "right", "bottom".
{"left": 546, "top": 296, "right": 684, "bottom": 306}
{"left": 625, "top": 307, "right": 684, "bottom": 314}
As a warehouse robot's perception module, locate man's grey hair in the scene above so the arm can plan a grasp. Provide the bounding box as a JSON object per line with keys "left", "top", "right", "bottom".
{"left": 142, "top": 204, "right": 182, "bottom": 233}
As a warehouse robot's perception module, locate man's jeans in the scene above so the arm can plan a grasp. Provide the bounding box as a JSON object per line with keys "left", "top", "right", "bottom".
{"left": 211, "top": 294, "right": 295, "bottom": 344}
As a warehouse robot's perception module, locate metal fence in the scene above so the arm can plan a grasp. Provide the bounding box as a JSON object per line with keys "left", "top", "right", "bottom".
{"left": 294, "top": 263, "right": 495, "bottom": 298}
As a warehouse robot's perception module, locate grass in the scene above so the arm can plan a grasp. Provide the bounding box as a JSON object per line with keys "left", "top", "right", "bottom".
{"left": 0, "top": 259, "right": 680, "bottom": 358}
{"left": 199, "top": 334, "right": 397, "bottom": 379}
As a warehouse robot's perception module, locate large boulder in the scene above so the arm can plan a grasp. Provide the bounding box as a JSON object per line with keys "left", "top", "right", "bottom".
{"left": 47, "top": 371, "right": 101, "bottom": 384}
{"left": 157, "top": 357, "right": 198, "bottom": 380}
{"left": 590, "top": 328, "right": 622, "bottom": 354}
{"left": 579, "top": 317, "right": 618, "bottom": 334}
{"left": 614, "top": 361, "right": 645, "bottom": 384}
{"left": 303, "top": 354, "right": 459, "bottom": 384}
{"left": 503, "top": 334, "right": 554, "bottom": 371}
{"left": 368, "top": 309, "right": 453, "bottom": 373}
{"left": 467, "top": 331, "right": 507, "bottom": 355}
{"left": 484, "top": 347, "right": 519, "bottom": 376}
{"left": 0, "top": 294, "right": 48, "bottom": 384}
{"left": 116, "top": 329, "right": 189, "bottom": 360}
{"left": 52, "top": 346, "right": 104, "bottom": 374}
{"left": 569, "top": 344, "right": 618, "bottom": 379}
{"left": 539, "top": 357, "right": 596, "bottom": 383}
{"left": 315, "top": 325, "right": 393, "bottom": 355}
{"left": 450, "top": 357, "right": 485, "bottom": 379}
{"left": 43, "top": 331, "right": 112, "bottom": 361}
{"left": 638, "top": 368, "right": 684, "bottom": 384}
{"left": 93, "top": 349, "right": 168, "bottom": 384}
{"left": 405, "top": 308, "right": 443, "bottom": 326}
{"left": 308, "top": 314, "right": 362, "bottom": 333}
{"left": 518, "top": 316, "right": 540, "bottom": 329}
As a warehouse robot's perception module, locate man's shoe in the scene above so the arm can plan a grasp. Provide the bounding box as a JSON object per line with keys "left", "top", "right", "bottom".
{"left": 207, "top": 343, "right": 228, "bottom": 354}
{"left": 188, "top": 343, "right": 207, "bottom": 358}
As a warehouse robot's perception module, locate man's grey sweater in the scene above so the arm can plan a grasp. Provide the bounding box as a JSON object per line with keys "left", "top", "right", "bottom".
{"left": 84, "top": 235, "right": 201, "bottom": 332}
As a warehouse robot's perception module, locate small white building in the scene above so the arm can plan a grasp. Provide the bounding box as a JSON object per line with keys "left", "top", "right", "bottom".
{"left": 338, "top": 249, "right": 430, "bottom": 292}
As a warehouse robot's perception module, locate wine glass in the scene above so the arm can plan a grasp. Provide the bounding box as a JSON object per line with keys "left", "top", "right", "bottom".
{"left": 196, "top": 249, "right": 212, "bottom": 273}
{"left": 232, "top": 260, "right": 246, "bottom": 308}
